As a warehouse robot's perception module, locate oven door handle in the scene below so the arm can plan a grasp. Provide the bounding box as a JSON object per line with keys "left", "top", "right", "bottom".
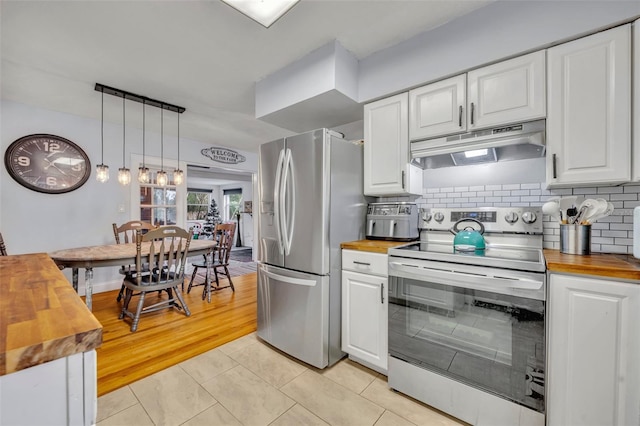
{"left": 389, "top": 261, "right": 544, "bottom": 292}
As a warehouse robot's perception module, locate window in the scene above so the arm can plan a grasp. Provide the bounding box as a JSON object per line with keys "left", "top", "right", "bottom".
{"left": 140, "top": 170, "right": 177, "bottom": 226}
{"left": 187, "top": 190, "right": 211, "bottom": 221}
{"left": 223, "top": 188, "right": 242, "bottom": 221}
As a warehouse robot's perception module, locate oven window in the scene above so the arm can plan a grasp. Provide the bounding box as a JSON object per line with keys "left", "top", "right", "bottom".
{"left": 388, "top": 276, "right": 545, "bottom": 413}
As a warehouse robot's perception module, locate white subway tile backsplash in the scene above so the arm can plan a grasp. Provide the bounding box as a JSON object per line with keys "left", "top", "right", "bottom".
{"left": 602, "top": 230, "right": 628, "bottom": 238}
{"left": 502, "top": 184, "right": 520, "bottom": 190}
{"left": 421, "top": 181, "right": 637, "bottom": 255}
{"left": 598, "top": 186, "right": 623, "bottom": 194}
{"left": 521, "top": 183, "right": 541, "bottom": 190}
{"left": 572, "top": 187, "right": 598, "bottom": 195}
{"left": 610, "top": 193, "right": 638, "bottom": 201}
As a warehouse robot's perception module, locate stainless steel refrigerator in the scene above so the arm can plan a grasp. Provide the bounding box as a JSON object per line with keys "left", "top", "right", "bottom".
{"left": 257, "top": 128, "right": 367, "bottom": 369}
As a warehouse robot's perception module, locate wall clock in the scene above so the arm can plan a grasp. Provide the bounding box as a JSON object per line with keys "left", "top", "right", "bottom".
{"left": 4, "top": 134, "right": 91, "bottom": 194}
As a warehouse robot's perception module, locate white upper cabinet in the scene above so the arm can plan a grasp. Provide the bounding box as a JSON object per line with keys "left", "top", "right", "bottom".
{"left": 364, "top": 92, "right": 422, "bottom": 196}
{"left": 633, "top": 18, "right": 640, "bottom": 181}
{"left": 467, "top": 50, "right": 546, "bottom": 130}
{"left": 409, "top": 74, "right": 466, "bottom": 140}
{"left": 409, "top": 51, "right": 546, "bottom": 142}
{"left": 546, "top": 24, "right": 631, "bottom": 187}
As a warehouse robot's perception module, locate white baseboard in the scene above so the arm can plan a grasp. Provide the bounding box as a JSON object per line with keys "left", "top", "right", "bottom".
{"left": 76, "top": 279, "right": 122, "bottom": 296}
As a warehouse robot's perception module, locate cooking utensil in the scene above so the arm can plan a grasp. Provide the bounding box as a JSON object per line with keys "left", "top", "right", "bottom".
{"left": 542, "top": 201, "right": 561, "bottom": 222}
{"left": 450, "top": 218, "right": 486, "bottom": 251}
{"left": 582, "top": 198, "right": 608, "bottom": 223}
{"left": 585, "top": 201, "right": 614, "bottom": 224}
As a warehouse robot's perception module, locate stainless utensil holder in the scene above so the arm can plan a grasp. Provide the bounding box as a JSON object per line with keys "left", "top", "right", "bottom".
{"left": 560, "top": 224, "right": 591, "bottom": 255}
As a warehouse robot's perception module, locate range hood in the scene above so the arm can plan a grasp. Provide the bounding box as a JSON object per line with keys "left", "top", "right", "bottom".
{"left": 411, "top": 120, "right": 546, "bottom": 169}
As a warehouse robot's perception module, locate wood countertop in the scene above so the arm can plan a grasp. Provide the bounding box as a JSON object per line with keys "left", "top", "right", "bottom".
{"left": 0, "top": 253, "right": 103, "bottom": 376}
{"left": 340, "top": 239, "right": 413, "bottom": 254}
{"left": 341, "top": 242, "right": 640, "bottom": 281}
{"left": 544, "top": 249, "right": 640, "bottom": 282}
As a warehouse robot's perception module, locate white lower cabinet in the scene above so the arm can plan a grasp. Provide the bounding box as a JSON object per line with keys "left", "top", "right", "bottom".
{"left": 341, "top": 249, "right": 388, "bottom": 373}
{"left": 548, "top": 273, "right": 640, "bottom": 426}
{"left": 0, "top": 350, "right": 97, "bottom": 425}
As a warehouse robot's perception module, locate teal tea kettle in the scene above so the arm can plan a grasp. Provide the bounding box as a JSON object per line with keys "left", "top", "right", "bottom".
{"left": 450, "top": 218, "right": 486, "bottom": 252}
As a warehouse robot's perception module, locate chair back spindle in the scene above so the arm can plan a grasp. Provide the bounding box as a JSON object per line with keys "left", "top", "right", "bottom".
{"left": 0, "top": 232, "right": 7, "bottom": 256}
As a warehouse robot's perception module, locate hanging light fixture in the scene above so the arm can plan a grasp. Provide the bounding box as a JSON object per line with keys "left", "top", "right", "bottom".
{"left": 117, "top": 96, "right": 131, "bottom": 185}
{"left": 173, "top": 111, "right": 184, "bottom": 185}
{"left": 96, "top": 89, "right": 110, "bottom": 183}
{"left": 156, "top": 106, "right": 168, "bottom": 187}
{"left": 138, "top": 102, "right": 150, "bottom": 183}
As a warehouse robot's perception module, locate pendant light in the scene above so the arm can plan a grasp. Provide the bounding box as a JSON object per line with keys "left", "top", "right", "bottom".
{"left": 117, "top": 96, "right": 131, "bottom": 185}
{"left": 173, "top": 111, "right": 184, "bottom": 185}
{"left": 156, "top": 107, "right": 168, "bottom": 187}
{"left": 96, "top": 90, "right": 110, "bottom": 183}
{"left": 138, "top": 102, "right": 150, "bottom": 183}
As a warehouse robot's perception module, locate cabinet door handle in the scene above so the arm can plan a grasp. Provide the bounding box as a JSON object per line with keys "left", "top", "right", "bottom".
{"left": 458, "top": 105, "right": 463, "bottom": 127}
{"left": 353, "top": 261, "right": 371, "bottom": 266}
{"left": 470, "top": 102, "right": 475, "bottom": 125}
{"left": 552, "top": 153, "right": 557, "bottom": 179}
{"left": 380, "top": 282, "right": 385, "bottom": 304}
{"left": 401, "top": 170, "right": 405, "bottom": 189}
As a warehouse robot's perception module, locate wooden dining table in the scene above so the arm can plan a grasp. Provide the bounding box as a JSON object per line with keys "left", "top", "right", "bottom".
{"left": 48, "top": 239, "right": 217, "bottom": 310}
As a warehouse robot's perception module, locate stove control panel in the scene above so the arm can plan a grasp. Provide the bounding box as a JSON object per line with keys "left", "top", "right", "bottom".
{"left": 420, "top": 207, "right": 543, "bottom": 234}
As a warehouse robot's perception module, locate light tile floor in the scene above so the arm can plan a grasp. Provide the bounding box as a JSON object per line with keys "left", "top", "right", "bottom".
{"left": 97, "top": 333, "right": 467, "bottom": 426}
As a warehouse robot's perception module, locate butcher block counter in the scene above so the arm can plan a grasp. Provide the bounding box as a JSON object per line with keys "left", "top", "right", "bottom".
{"left": 0, "top": 253, "right": 103, "bottom": 375}
{"left": 340, "top": 239, "right": 411, "bottom": 253}
{"left": 544, "top": 249, "right": 640, "bottom": 282}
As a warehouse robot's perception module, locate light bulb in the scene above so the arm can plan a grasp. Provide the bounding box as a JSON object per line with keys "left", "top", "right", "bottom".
{"left": 96, "top": 164, "right": 109, "bottom": 183}
{"left": 157, "top": 170, "right": 168, "bottom": 187}
{"left": 138, "top": 166, "right": 150, "bottom": 183}
{"left": 173, "top": 169, "right": 184, "bottom": 185}
{"left": 118, "top": 167, "right": 131, "bottom": 185}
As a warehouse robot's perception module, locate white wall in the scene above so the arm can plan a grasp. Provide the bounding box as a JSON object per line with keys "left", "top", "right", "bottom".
{"left": 220, "top": 181, "right": 254, "bottom": 248}
{"left": 358, "top": 0, "right": 640, "bottom": 102}
{"left": 1, "top": 100, "right": 257, "bottom": 292}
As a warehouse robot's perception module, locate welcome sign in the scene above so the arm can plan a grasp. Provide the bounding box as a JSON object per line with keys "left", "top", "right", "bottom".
{"left": 201, "top": 147, "right": 246, "bottom": 164}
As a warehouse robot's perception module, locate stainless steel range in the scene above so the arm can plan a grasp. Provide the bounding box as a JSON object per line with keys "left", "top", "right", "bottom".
{"left": 387, "top": 207, "right": 546, "bottom": 426}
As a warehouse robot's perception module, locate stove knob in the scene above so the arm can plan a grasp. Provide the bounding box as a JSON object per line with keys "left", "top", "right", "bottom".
{"left": 505, "top": 211, "right": 519, "bottom": 224}
{"left": 522, "top": 211, "right": 537, "bottom": 224}
{"left": 434, "top": 212, "right": 444, "bottom": 222}
{"left": 422, "top": 211, "right": 432, "bottom": 222}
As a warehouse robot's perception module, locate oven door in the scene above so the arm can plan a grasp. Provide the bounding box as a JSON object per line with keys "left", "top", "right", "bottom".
{"left": 388, "top": 257, "right": 546, "bottom": 413}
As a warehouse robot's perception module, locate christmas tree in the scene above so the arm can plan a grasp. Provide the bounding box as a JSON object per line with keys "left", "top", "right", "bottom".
{"left": 201, "top": 198, "right": 222, "bottom": 239}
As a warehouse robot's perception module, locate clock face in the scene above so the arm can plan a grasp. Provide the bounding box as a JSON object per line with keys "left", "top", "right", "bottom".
{"left": 4, "top": 134, "right": 91, "bottom": 194}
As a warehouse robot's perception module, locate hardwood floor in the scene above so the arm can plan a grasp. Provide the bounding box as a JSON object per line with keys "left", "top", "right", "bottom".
{"left": 90, "top": 272, "right": 257, "bottom": 396}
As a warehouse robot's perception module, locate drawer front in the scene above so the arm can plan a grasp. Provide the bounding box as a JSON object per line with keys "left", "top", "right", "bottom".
{"left": 342, "top": 250, "right": 388, "bottom": 276}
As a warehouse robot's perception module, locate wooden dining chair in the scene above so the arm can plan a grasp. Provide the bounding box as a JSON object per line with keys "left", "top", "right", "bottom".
{"left": 0, "top": 232, "right": 7, "bottom": 256}
{"left": 187, "top": 222, "right": 236, "bottom": 300}
{"left": 113, "top": 221, "right": 156, "bottom": 302}
{"left": 119, "top": 226, "right": 193, "bottom": 332}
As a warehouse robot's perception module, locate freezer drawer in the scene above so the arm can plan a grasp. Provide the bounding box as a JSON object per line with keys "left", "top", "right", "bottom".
{"left": 257, "top": 263, "right": 330, "bottom": 368}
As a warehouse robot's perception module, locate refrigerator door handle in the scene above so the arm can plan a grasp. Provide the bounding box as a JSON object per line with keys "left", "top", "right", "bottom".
{"left": 282, "top": 148, "right": 295, "bottom": 256}
{"left": 261, "top": 266, "right": 317, "bottom": 287}
{"left": 274, "top": 148, "right": 285, "bottom": 255}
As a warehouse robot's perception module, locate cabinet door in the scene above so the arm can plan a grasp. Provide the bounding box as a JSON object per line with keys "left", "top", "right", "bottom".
{"left": 364, "top": 93, "right": 411, "bottom": 196}
{"left": 409, "top": 74, "right": 466, "bottom": 141}
{"left": 547, "top": 25, "right": 631, "bottom": 187}
{"left": 467, "top": 50, "right": 546, "bottom": 130}
{"left": 548, "top": 274, "right": 640, "bottom": 426}
{"left": 341, "top": 270, "right": 388, "bottom": 371}
{"left": 633, "top": 18, "right": 640, "bottom": 181}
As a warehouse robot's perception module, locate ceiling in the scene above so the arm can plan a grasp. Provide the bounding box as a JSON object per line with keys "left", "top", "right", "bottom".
{"left": 1, "top": 0, "right": 492, "bottom": 154}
